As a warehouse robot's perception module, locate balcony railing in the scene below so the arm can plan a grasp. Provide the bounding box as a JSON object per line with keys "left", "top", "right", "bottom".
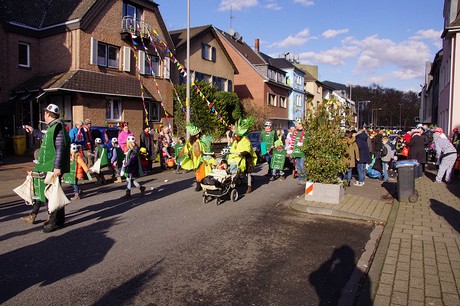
{"left": 121, "top": 16, "right": 151, "bottom": 38}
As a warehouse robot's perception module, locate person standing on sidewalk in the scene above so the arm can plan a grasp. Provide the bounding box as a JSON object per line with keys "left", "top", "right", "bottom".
{"left": 288, "top": 118, "right": 307, "bottom": 184}
{"left": 354, "top": 129, "right": 371, "bottom": 186}
{"left": 433, "top": 130, "right": 457, "bottom": 184}
{"left": 21, "top": 104, "right": 70, "bottom": 233}
{"left": 380, "top": 136, "right": 394, "bottom": 182}
{"left": 343, "top": 130, "right": 359, "bottom": 186}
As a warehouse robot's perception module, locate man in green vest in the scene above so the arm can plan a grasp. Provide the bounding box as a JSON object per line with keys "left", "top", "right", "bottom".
{"left": 259, "top": 121, "right": 276, "bottom": 176}
{"left": 21, "top": 103, "right": 70, "bottom": 233}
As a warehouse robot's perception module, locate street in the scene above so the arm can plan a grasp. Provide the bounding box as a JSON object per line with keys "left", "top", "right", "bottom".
{"left": 0, "top": 164, "right": 375, "bottom": 305}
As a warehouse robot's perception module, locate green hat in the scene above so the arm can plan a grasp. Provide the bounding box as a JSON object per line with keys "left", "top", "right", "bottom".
{"left": 200, "top": 134, "right": 214, "bottom": 154}
{"left": 274, "top": 139, "right": 283, "bottom": 147}
{"left": 186, "top": 124, "right": 200, "bottom": 136}
{"left": 234, "top": 116, "right": 255, "bottom": 137}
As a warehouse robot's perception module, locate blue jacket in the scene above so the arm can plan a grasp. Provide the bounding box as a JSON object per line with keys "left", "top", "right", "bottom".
{"left": 355, "top": 132, "right": 371, "bottom": 164}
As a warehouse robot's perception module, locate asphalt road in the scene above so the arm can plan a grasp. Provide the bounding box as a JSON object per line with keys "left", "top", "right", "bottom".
{"left": 0, "top": 164, "right": 375, "bottom": 305}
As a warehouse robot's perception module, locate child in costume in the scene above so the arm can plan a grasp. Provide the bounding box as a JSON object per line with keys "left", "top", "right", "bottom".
{"left": 121, "top": 136, "right": 146, "bottom": 198}
{"left": 139, "top": 147, "right": 149, "bottom": 173}
{"left": 110, "top": 138, "right": 124, "bottom": 183}
{"left": 201, "top": 134, "right": 217, "bottom": 174}
{"left": 93, "top": 137, "right": 108, "bottom": 184}
{"left": 63, "top": 143, "right": 92, "bottom": 200}
{"left": 217, "top": 159, "right": 229, "bottom": 171}
{"left": 174, "top": 137, "right": 186, "bottom": 174}
{"left": 270, "top": 139, "right": 286, "bottom": 181}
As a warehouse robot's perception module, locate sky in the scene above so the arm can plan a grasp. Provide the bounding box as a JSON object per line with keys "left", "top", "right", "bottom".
{"left": 158, "top": 0, "right": 444, "bottom": 93}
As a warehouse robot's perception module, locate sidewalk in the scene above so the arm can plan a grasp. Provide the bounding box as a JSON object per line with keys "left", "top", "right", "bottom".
{"left": 291, "top": 169, "right": 460, "bottom": 305}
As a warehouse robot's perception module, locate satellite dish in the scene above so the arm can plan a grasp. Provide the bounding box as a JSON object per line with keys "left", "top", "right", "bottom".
{"left": 233, "top": 32, "right": 242, "bottom": 41}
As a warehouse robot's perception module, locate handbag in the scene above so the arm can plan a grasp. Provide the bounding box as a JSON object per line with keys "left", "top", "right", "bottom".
{"left": 13, "top": 174, "right": 34, "bottom": 205}
{"left": 195, "top": 161, "right": 206, "bottom": 183}
{"left": 401, "top": 146, "right": 409, "bottom": 157}
{"left": 90, "top": 158, "right": 102, "bottom": 174}
{"left": 44, "top": 176, "right": 70, "bottom": 213}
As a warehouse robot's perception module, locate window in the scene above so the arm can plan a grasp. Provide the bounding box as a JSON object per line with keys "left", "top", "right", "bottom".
{"left": 227, "top": 80, "right": 233, "bottom": 92}
{"left": 201, "top": 43, "right": 216, "bottom": 62}
{"left": 268, "top": 93, "right": 277, "bottom": 106}
{"left": 280, "top": 96, "right": 287, "bottom": 108}
{"left": 97, "top": 42, "right": 119, "bottom": 68}
{"left": 18, "top": 43, "right": 30, "bottom": 67}
{"left": 296, "top": 94, "right": 302, "bottom": 107}
{"left": 106, "top": 99, "right": 122, "bottom": 121}
{"left": 195, "top": 71, "right": 211, "bottom": 83}
{"left": 143, "top": 54, "right": 160, "bottom": 76}
{"left": 213, "top": 77, "right": 226, "bottom": 91}
{"left": 149, "top": 102, "right": 161, "bottom": 122}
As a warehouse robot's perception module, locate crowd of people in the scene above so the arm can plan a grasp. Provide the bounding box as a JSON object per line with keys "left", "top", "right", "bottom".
{"left": 16, "top": 103, "right": 460, "bottom": 233}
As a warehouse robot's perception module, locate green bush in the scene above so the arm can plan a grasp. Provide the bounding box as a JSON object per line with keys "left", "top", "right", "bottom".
{"left": 302, "top": 98, "right": 351, "bottom": 184}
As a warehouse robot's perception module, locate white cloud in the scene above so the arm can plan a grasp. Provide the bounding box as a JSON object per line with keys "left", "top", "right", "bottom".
{"left": 410, "top": 29, "right": 442, "bottom": 48}
{"left": 322, "top": 28, "right": 349, "bottom": 39}
{"left": 265, "top": 0, "right": 282, "bottom": 10}
{"left": 298, "top": 46, "right": 359, "bottom": 65}
{"left": 218, "top": 0, "right": 258, "bottom": 11}
{"left": 293, "top": 0, "right": 314, "bottom": 6}
{"left": 270, "top": 28, "right": 315, "bottom": 48}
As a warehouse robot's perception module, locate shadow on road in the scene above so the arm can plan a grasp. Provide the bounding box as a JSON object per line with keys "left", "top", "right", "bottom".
{"left": 309, "top": 245, "right": 371, "bottom": 305}
{"left": 0, "top": 218, "right": 117, "bottom": 304}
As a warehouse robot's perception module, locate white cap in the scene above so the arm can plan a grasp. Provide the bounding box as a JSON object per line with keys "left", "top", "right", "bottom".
{"left": 44, "top": 104, "right": 60, "bottom": 115}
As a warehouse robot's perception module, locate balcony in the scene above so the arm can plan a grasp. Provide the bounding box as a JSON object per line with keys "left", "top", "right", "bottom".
{"left": 121, "top": 16, "right": 151, "bottom": 42}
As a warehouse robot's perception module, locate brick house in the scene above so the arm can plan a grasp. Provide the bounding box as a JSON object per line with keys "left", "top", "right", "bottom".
{"left": 216, "top": 30, "right": 291, "bottom": 130}
{"left": 0, "top": 0, "right": 175, "bottom": 151}
{"left": 169, "top": 25, "right": 238, "bottom": 92}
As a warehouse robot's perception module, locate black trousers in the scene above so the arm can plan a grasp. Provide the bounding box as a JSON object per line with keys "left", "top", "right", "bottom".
{"left": 31, "top": 200, "right": 65, "bottom": 227}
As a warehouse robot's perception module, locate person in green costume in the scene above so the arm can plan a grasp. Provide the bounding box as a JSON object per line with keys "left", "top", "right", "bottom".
{"left": 180, "top": 124, "right": 205, "bottom": 191}
{"left": 174, "top": 136, "right": 186, "bottom": 174}
{"left": 93, "top": 137, "right": 109, "bottom": 184}
{"left": 259, "top": 121, "right": 276, "bottom": 176}
{"left": 21, "top": 103, "right": 70, "bottom": 233}
{"left": 227, "top": 117, "right": 258, "bottom": 193}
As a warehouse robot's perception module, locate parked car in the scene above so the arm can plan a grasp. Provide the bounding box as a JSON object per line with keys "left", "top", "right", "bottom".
{"left": 246, "top": 131, "right": 263, "bottom": 163}
{"left": 90, "top": 126, "right": 119, "bottom": 150}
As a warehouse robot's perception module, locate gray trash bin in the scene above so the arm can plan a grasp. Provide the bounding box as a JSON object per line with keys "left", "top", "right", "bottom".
{"left": 396, "top": 160, "right": 419, "bottom": 203}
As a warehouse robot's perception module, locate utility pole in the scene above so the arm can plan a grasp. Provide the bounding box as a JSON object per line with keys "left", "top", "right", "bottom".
{"left": 186, "top": 0, "right": 190, "bottom": 138}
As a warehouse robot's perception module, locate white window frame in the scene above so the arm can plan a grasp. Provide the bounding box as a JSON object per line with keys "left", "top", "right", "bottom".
{"left": 96, "top": 42, "right": 119, "bottom": 68}
{"left": 268, "top": 93, "right": 277, "bottom": 106}
{"left": 18, "top": 42, "right": 30, "bottom": 68}
{"left": 201, "top": 43, "right": 216, "bottom": 62}
{"left": 106, "top": 98, "right": 122, "bottom": 121}
{"left": 296, "top": 94, "right": 302, "bottom": 107}
{"left": 280, "top": 96, "right": 287, "bottom": 108}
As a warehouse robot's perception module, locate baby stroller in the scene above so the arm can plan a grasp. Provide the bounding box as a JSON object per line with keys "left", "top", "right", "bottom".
{"left": 201, "top": 169, "right": 240, "bottom": 205}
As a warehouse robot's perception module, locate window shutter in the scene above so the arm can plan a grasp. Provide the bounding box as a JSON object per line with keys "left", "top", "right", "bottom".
{"left": 138, "top": 50, "right": 145, "bottom": 74}
{"left": 201, "top": 43, "right": 205, "bottom": 59}
{"left": 90, "top": 37, "right": 98, "bottom": 65}
{"left": 163, "top": 57, "right": 170, "bottom": 79}
{"left": 123, "top": 46, "right": 131, "bottom": 72}
{"left": 212, "top": 47, "right": 216, "bottom": 62}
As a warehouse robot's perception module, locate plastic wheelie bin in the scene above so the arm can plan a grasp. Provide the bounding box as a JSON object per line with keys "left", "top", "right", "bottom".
{"left": 395, "top": 160, "right": 419, "bottom": 203}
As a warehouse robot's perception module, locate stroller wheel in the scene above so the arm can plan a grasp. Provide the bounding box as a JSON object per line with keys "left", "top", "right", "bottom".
{"left": 202, "top": 195, "right": 209, "bottom": 204}
{"left": 230, "top": 189, "right": 239, "bottom": 202}
{"left": 215, "top": 198, "right": 221, "bottom": 205}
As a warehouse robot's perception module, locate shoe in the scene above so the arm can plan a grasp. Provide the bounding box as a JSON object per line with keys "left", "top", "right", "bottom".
{"left": 20, "top": 213, "right": 37, "bottom": 224}
{"left": 269, "top": 175, "right": 276, "bottom": 181}
{"left": 279, "top": 175, "right": 285, "bottom": 181}
{"left": 246, "top": 186, "right": 252, "bottom": 194}
{"left": 435, "top": 180, "right": 442, "bottom": 183}
{"left": 70, "top": 193, "right": 80, "bottom": 201}
{"left": 140, "top": 186, "right": 146, "bottom": 195}
{"left": 347, "top": 181, "right": 351, "bottom": 187}
{"left": 195, "top": 183, "right": 202, "bottom": 192}
{"left": 353, "top": 181, "right": 363, "bottom": 186}
{"left": 121, "top": 190, "right": 131, "bottom": 199}
{"left": 114, "top": 177, "right": 122, "bottom": 183}
{"left": 43, "top": 224, "right": 62, "bottom": 233}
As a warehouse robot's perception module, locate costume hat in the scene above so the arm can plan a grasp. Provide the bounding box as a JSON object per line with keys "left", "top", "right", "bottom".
{"left": 200, "top": 134, "right": 214, "bottom": 154}
{"left": 44, "top": 104, "right": 60, "bottom": 115}
{"left": 234, "top": 116, "right": 254, "bottom": 137}
{"left": 186, "top": 124, "right": 200, "bottom": 136}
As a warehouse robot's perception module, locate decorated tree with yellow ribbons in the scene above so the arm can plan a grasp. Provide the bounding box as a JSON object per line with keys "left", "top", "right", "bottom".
{"left": 302, "top": 98, "right": 354, "bottom": 184}
{"left": 173, "top": 81, "right": 242, "bottom": 139}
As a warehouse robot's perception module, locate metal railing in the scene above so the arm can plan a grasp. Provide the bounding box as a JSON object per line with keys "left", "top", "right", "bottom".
{"left": 121, "top": 16, "right": 151, "bottom": 38}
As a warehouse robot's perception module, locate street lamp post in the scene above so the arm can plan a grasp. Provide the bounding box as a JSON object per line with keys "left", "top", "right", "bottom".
{"left": 372, "top": 108, "right": 382, "bottom": 128}
{"left": 399, "top": 103, "right": 402, "bottom": 130}
{"left": 357, "top": 101, "right": 370, "bottom": 129}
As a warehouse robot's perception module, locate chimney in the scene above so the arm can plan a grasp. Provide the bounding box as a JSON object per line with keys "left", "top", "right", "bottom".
{"left": 255, "top": 38, "right": 259, "bottom": 53}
